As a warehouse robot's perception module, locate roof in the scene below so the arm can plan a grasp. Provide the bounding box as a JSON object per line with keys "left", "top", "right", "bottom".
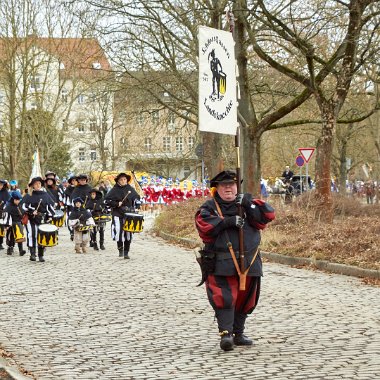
{"left": 0, "top": 36, "right": 112, "bottom": 80}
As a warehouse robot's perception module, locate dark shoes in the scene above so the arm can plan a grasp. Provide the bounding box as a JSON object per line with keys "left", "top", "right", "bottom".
{"left": 233, "top": 333, "right": 253, "bottom": 346}
{"left": 38, "top": 255, "right": 45, "bottom": 263}
{"left": 0, "top": 244, "right": 4, "bottom": 250}
{"left": 93, "top": 243, "right": 99, "bottom": 251}
{"left": 7, "top": 247, "right": 13, "bottom": 255}
{"left": 118, "top": 250, "right": 123, "bottom": 257}
{"left": 89, "top": 241, "right": 94, "bottom": 247}
{"left": 30, "top": 254, "right": 36, "bottom": 262}
{"left": 220, "top": 331, "right": 234, "bottom": 351}
{"left": 100, "top": 244, "right": 105, "bottom": 250}
{"left": 124, "top": 252, "right": 130, "bottom": 259}
{"left": 19, "top": 250, "right": 26, "bottom": 256}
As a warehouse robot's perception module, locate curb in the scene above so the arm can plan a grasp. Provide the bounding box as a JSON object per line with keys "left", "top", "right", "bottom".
{"left": 156, "top": 231, "right": 380, "bottom": 280}
{"left": 0, "top": 357, "right": 30, "bottom": 380}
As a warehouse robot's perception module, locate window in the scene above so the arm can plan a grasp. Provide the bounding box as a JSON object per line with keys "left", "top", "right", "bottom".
{"left": 90, "top": 150, "right": 97, "bottom": 161}
{"left": 120, "top": 137, "right": 128, "bottom": 148}
{"left": 78, "top": 94, "right": 85, "bottom": 104}
{"left": 30, "top": 103, "right": 37, "bottom": 110}
{"left": 90, "top": 120, "right": 96, "bottom": 131}
{"left": 78, "top": 123, "right": 85, "bottom": 132}
{"left": 79, "top": 148, "right": 85, "bottom": 161}
{"left": 137, "top": 113, "right": 144, "bottom": 126}
{"left": 30, "top": 75, "right": 41, "bottom": 90}
{"left": 168, "top": 113, "right": 175, "bottom": 132}
{"left": 176, "top": 137, "right": 183, "bottom": 152}
{"left": 188, "top": 136, "right": 195, "bottom": 149}
{"left": 152, "top": 110, "right": 159, "bottom": 126}
{"left": 144, "top": 138, "right": 152, "bottom": 152}
{"left": 184, "top": 165, "right": 191, "bottom": 177}
{"left": 61, "top": 89, "right": 68, "bottom": 103}
{"left": 163, "top": 136, "right": 171, "bottom": 152}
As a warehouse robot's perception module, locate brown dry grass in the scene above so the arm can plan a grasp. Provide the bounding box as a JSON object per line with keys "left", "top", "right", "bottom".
{"left": 153, "top": 194, "right": 380, "bottom": 271}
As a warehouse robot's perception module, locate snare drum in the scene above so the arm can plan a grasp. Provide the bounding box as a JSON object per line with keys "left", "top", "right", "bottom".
{"left": 76, "top": 225, "right": 92, "bottom": 232}
{"left": 123, "top": 213, "right": 144, "bottom": 233}
{"left": 37, "top": 224, "right": 59, "bottom": 247}
{"left": 51, "top": 210, "right": 65, "bottom": 228}
{"left": 94, "top": 214, "right": 111, "bottom": 224}
{"left": 0, "top": 220, "right": 5, "bottom": 237}
{"left": 13, "top": 223, "right": 26, "bottom": 243}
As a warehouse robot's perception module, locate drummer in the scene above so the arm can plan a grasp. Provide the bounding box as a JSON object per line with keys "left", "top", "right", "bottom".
{"left": 104, "top": 172, "right": 141, "bottom": 259}
{"left": 22, "top": 177, "right": 55, "bottom": 262}
{"left": 64, "top": 175, "right": 78, "bottom": 241}
{"left": 45, "top": 171, "right": 64, "bottom": 209}
{"left": 86, "top": 188, "right": 106, "bottom": 251}
{"left": 3, "top": 191, "right": 27, "bottom": 256}
{"left": 68, "top": 197, "right": 95, "bottom": 254}
{"left": 0, "top": 179, "right": 10, "bottom": 251}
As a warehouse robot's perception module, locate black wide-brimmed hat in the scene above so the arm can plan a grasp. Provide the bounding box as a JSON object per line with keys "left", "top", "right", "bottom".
{"left": 72, "top": 197, "right": 84, "bottom": 204}
{"left": 89, "top": 187, "right": 103, "bottom": 200}
{"left": 28, "top": 176, "right": 45, "bottom": 187}
{"left": 210, "top": 170, "right": 237, "bottom": 188}
{"left": 68, "top": 175, "right": 77, "bottom": 184}
{"left": 115, "top": 172, "right": 131, "bottom": 183}
{"left": 77, "top": 173, "right": 89, "bottom": 181}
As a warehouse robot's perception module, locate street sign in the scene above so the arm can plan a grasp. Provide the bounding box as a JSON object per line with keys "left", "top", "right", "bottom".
{"left": 299, "top": 147, "right": 315, "bottom": 163}
{"left": 295, "top": 155, "right": 305, "bottom": 167}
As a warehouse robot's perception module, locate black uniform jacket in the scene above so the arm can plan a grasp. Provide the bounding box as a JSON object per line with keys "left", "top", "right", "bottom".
{"left": 70, "top": 184, "right": 93, "bottom": 205}
{"left": 45, "top": 185, "right": 61, "bottom": 205}
{"left": 86, "top": 195, "right": 105, "bottom": 218}
{"left": 0, "top": 188, "right": 10, "bottom": 215}
{"left": 22, "top": 190, "right": 55, "bottom": 224}
{"left": 4, "top": 201, "right": 24, "bottom": 225}
{"left": 195, "top": 193, "right": 274, "bottom": 277}
{"left": 68, "top": 207, "right": 93, "bottom": 223}
{"left": 104, "top": 184, "right": 140, "bottom": 218}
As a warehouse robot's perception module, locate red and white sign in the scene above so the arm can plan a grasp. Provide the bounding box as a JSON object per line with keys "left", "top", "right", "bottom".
{"left": 299, "top": 147, "right": 315, "bottom": 163}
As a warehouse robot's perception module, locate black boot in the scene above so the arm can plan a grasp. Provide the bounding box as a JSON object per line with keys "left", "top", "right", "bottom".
{"left": 93, "top": 242, "right": 99, "bottom": 251}
{"left": 7, "top": 247, "right": 14, "bottom": 255}
{"left": 219, "top": 331, "right": 234, "bottom": 351}
{"left": 30, "top": 247, "right": 36, "bottom": 261}
{"left": 233, "top": 334, "right": 253, "bottom": 346}
{"left": 89, "top": 241, "right": 94, "bottom": 247}
{"left": 0, "top": 243, "right": 4, "bottom": 250}
{"left": 117, "top": 242, "right": 123, "bottom": 257}
{"left": 99, "top": 229, "right": 105, "bottom": 250}
{"left": 38, "top": 246, "right": 45, "bottom": 262}
{"left": 18, "top": 243, "right": 26, "bottom": 256}
{"left": 124, "top": 241, "right": 131, "bottom": 259}
{"left": 100, "top": 242, "right": 105, "bottom": 250}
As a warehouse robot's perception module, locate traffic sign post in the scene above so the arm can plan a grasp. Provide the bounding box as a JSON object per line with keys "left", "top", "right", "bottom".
{"left": 295, "top": 155, "right": 305, "bottom": 194}
{"left": 298, "top": 147, "right": 315, "bottom": 192}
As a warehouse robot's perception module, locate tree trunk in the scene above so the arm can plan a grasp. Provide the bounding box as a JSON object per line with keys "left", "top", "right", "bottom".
{"left": 314, "top": 103, "right": 335, "bottom": 223}
{"left": 242, "top": 127, "right": 261, "bottom": 196}
{"left": 338, "top": 135, "right": 348, "bottom": 195}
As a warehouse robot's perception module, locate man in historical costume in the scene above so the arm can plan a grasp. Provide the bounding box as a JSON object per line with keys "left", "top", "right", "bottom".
{"left": 195, "top": 170, "right": 275, "bottom": 351}
{"left": 70, "top": 174, "right": 93, "bottom": 206}
{"left": 64, "top": 175, "right": 78, "bottom": 241}
{"left": 22, "top": 177, "right": 55, "bottom": 262}
{"left": 104, "top": 172, "right": 141, "bottom": 259}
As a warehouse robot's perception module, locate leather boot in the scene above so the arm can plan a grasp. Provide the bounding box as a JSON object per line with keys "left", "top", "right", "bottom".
{"left": 18, "top": 243, "right": 26, "bottom": 256}
{"left": 93, "top": 242, "right": 99, "bottom": 251}
{"left": 233, "top": 333, "right": 253, "bottom": 346}
{"left": 124, "top": 241, "right": 131, "bottom": 259}
{"left": 38, "top": 246, "right": 45, "bottom": 262}
{"left": 100, "top": 243, "right": 105, "bottom": 250}
{"left": 219, "top": 331, "right": 234, "bottom": 351}
{"left": 99, "top": 230, "right": 105, "bottom": 250}
{"left": 117, "top": 242, "right": 123, "bottom": 257}
{"left": 7, "top": 246, "right": 14, "bottom": 255}
{"left": 89, "top": 240, "right": 94, "bottom": 247}
{"left": 30, "top": 247, "right": 36, "bottom": 261}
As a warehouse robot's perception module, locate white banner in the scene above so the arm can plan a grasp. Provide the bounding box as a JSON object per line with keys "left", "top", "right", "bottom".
{"left": 198, "top": 26, "right": 237, "bottom": 135}
{"left": 30, "top": 149, "right": 42, "bottom": 181}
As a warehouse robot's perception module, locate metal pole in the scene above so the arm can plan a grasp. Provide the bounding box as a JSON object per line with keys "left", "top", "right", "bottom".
{"left": 201, "top": 158, "right": 205, "bottom": 197}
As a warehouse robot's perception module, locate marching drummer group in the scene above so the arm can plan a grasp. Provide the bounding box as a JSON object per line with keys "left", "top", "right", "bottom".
{"left": 0, "top": 172, "right": 142, "bottom": 262}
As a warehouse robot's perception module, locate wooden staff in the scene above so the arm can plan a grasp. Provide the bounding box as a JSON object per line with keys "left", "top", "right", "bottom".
{"left": 235, "top": 128, "right": 246, "bottom": 291}
{"left": 119, "top": 191, "right": 131, "bottom": 207}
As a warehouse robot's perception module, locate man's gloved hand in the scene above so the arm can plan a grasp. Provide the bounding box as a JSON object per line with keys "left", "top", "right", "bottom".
{"left": 236, "top": 193, "right": 253, "bottom": 209}
{"left": 222, "top": 215, "right": 244, "bottom": 229}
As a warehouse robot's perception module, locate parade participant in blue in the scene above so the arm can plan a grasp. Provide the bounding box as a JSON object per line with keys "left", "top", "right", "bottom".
{"left": 22, "top": 177, "right": 55, "bottom": 262}
{"left": 104, "top": 172, "right": 141, "bottom": 259}
{"left": 86, "top": 188, "right": 106, "bottom": 251}
{"left": 64, "top": 175, "right": 77, "bottom": 240}
{"left": 0, "top": 179, "right": 11, "bottom": 250}
{"left": 70, "top": 174, "right": 92, "bottom": 206}
{"left": 3, "top": 191, "right": 27, "bottom": 256}
{"left": 195, "top": 170, "right": 275, "bottom": 351}
{"left": 68, "top": 197, "right": 95, "bottom": 253}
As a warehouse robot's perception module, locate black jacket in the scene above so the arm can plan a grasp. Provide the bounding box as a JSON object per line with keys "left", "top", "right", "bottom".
{"left": 104, "top": 184, "right": 140, "bottom": 218}
{"left": 68, "top": 207, "right": 93, "bottom": 223}
{"left": 22, "top": 190, "right": 55, "bottom": 224}
{"left": 4, "top": 201, "right": 24, "bottom": 225}
{"left": 70, "top": 184, "right": 93, "bottom": 205}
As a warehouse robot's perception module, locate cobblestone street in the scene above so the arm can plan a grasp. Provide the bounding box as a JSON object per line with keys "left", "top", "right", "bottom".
{"left": 0, "top": 218, "right": 379, "bottom": 380}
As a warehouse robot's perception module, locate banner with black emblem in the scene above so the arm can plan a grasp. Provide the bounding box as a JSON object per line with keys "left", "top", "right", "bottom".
{"left": 198, "top": 26, "right": 237, "bottom": 135}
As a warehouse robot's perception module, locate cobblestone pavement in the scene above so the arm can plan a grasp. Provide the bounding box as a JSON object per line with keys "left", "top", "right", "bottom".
{"left": 0, "top": 217, "right": 379, "bottom": 380}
